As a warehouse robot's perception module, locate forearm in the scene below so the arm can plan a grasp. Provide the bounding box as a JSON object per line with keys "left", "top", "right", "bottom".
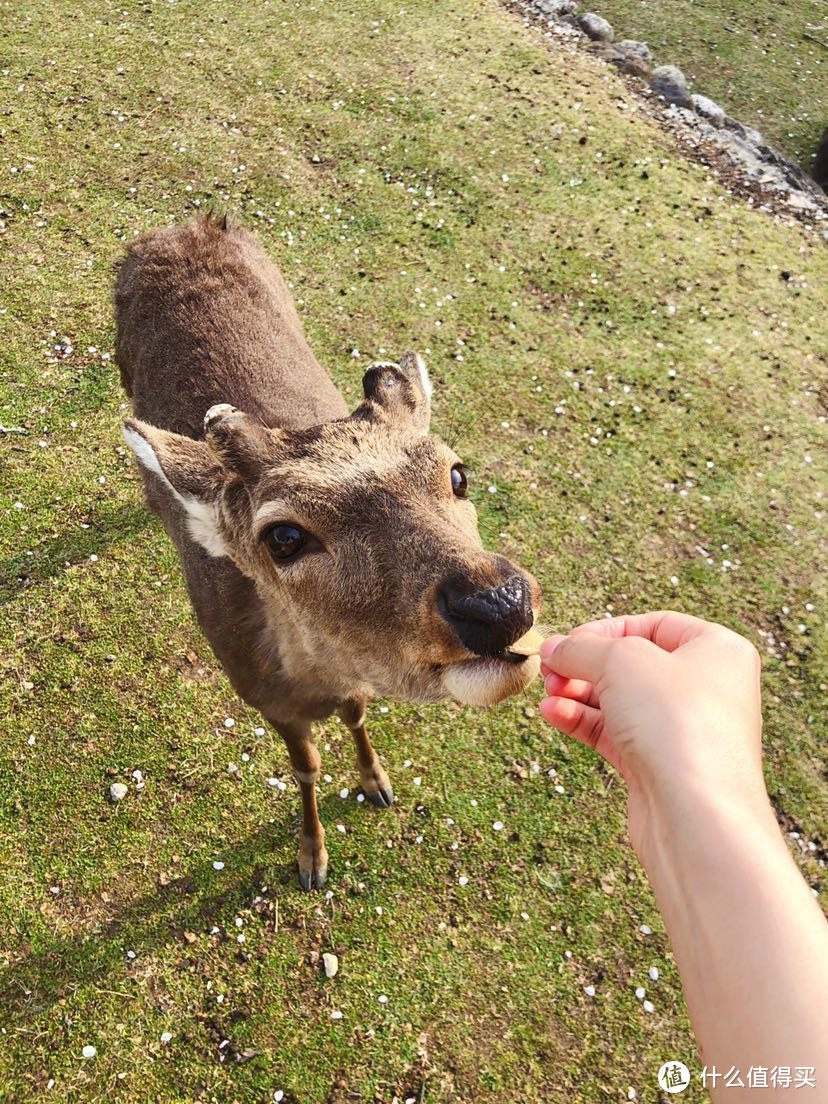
{"left": 641, "top": 786, "right": 828, "bottom": 1099}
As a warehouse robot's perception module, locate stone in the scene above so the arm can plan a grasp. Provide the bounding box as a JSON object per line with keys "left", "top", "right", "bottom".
{"left": 691, "top": 93, "right": 725, "bottom": 127}
{"left": 534, "top": 0, "right": 578, "bottom": 14}
{"left": 322, "top": 952, "right": 339, "bottom": 978}
{"left": 109, "top": 782, "right": 128, "bottom": 803}
{"left": 578, "top": 12, "right": 613, "bottom": 41}
{"left": 616, "top": 39, "right": 652, "bottom": 63}
{"left": 650, "top": 65, "right": 691, "bottom": 107}
{"left": 586, "top": 41, "right": 622, "bottom": 64}
{"left": 813, "top": 129, "right": 828, "bottom": 191}
{"left": 618, "top": 55, "right": 651, "bottom": 80}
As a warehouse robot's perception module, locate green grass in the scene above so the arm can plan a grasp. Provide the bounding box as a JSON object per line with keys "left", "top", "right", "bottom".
{"left": 0, "top": 1, "right": 826, "bottom": 1101}
{"left": 589, "top": 0, "right": 827, "bottom": 164}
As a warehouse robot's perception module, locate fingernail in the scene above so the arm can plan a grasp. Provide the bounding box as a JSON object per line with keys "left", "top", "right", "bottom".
{"left": 539, "top": 634, "right": 565, "bottom": 662}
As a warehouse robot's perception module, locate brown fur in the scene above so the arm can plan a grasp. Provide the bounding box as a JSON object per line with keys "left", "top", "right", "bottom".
{"left": 116, "top": 215, "right": 541, "bottom": 889}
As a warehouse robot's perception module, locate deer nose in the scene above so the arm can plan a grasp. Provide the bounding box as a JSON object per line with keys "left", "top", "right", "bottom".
{"left": 439, "top": 574, "right": 534, "bottom": 657}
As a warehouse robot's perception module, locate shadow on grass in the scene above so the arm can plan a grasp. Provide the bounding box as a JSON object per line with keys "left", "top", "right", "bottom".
{"left": 0, "top": 794, "right": 361, "bottom": 1022}
{"left": 0, "top": 502, "right": 151, "bottom": 606}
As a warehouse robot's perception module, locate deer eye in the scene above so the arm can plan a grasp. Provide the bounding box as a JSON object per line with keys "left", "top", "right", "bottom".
{"left": 450, "top": 463, "right": 468, "bottom": 498}
{"left": 263, "top": 524, "right": 307, "bottom": 561}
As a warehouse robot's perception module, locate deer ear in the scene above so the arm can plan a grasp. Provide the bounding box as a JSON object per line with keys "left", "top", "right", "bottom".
{"left": 353, "top": 351, "right": 432, "bottom": 434}
{"left": 121, "top": 418, "right": 229, "bottom": 557}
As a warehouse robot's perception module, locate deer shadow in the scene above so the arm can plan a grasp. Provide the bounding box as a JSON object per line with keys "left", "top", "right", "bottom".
{"left": 0, "top": 794, "right": 363, "bottom": 1023}
{"left": 0, "top": 502, "right": 151, "bottom": 607}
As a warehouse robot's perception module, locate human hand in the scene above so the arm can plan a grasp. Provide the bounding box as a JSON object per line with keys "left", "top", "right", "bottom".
{"left": 539, "top": 611, "right": 767, "bottom": 866}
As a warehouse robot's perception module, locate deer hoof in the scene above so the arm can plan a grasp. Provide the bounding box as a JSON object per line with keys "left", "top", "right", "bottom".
{"left": 365, "top": 784, "right": 395, "bottom": 809}
{"left": 298, "top": 863, "right": 328, "bottom": 892}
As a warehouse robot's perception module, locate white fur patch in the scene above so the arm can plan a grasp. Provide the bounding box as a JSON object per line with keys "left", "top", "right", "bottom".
{"left": 441, "top": 655, "right": 541, "bottom": 707}
{"left": 122, "top": 424, "right": 229, "bottom": 558}
{"left": 413, "top": 352, "right": 433, "bottom": 400}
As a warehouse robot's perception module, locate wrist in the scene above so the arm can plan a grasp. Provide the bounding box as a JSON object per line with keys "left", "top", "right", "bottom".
{"left": 633, "top": 773, "right": 781, "bottom": 882}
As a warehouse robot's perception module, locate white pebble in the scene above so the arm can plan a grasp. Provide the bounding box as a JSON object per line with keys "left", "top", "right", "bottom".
{"left": 254, "top": 726, "right": 265, "bottom": 736}
{"left": 357, "top": 793, "right": 365, "bottom": 803}
{"left": 323, "top": 952, "right": 339, "bottom": 978}
{"left": 413, "top": 776, "right": 422, "bottom": 786}
{"left": 378, "top": 994, "right": 389, "bottom": 1004}
{"left": 458, "top": 875, "right": 469, "bottom": 886}
{"left": 81, "top": 1045, "right": 97, "bottom": 1059}
{"left": 160, "top": 1031, "right": 172, "bottom": 1043}
{"left": 492, "top": 821, "right": 504, "bottom": 832}
{"left": 331, "top": 1009, "right": 343, "bottom": 1020}
{"left": 339, "top": 788, "right": 349, "bottom": 799}
{"left": 274, "top": 1093, "right": 285, "bottom": 1103}
{"left": 212, "top": 861, "right": 225, "bottom": 870}
{"left": 635, "top": 986, "right": 646, "bottom": 1000}
{"left": 223, "top": 717, "right": 235, "bottom": 729}
{"left": 648, "top": 966, "right": 659, "bottom": 981}
{"left": 584, "top": 985, "right": 596, "bottom": 997}
{"left": 109, "top": 782, "right": 128, "bottom": 803}
{"left": 639, "top": 924, "right": 652, "bottom": 935}
{"left": 487, "top": 485, "right": 497, "bottom": 494}
{"left": 642, "top": 999, "right": 655, "bottom": 1013}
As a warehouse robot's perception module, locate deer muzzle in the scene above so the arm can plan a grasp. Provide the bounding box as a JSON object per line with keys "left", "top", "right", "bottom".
{"left": 439, "top": 573, "right": 534, "bottom": 658}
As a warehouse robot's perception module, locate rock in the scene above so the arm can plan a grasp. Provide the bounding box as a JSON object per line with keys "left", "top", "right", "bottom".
{"left": 691, "top": 93, "right": 725, "bottom": 127}
{"left": 534, "top": 0, "right": 578, "bottom": 14}
{"left": 109, "top": 782, "right": 128, "bottom": 803}
{"left": 616, "top": 39, "right": 652, "bottom": 63}
{"left": 617, "top": 55, "right": 651, "bottom": 80}
{"left": 650, "top": 65, "right": 691, "bottom": 107}
{"left": 578, "top": 12, "right": 613, "bottom": 41}
{"left": 322, "top": 952, "right": 339, "bottom": 978}
{"left": 586, "top": 40, "right": 622, "bottom": 63}
{"left": 813, "top": 129, "right": 828, "bottom": 191}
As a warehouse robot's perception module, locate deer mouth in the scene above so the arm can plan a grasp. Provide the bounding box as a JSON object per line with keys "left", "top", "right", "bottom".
{"left": 498, "top": 648, "right": 531, "bottom": 666}
{"left": 438, "top": 627, "right": 543, "bottom": 707}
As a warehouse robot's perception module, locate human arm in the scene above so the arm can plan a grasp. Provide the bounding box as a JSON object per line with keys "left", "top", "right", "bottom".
{"left": 540, "top": 613, "right": 828, "bottom": 1097}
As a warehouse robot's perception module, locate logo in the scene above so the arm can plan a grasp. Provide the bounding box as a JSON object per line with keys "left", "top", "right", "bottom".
{"left": 658, "top": 1062, "right": 691, "bottom": 1094}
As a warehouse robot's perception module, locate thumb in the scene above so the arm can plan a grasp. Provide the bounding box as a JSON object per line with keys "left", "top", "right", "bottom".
{"left": 541, "top": 631, "right": 619, "bottom": 684}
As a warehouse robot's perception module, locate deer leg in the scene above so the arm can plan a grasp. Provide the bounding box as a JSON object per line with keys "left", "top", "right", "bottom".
{"left": 271, "top": 720, "right": 328, "bottom": 891}
{"left": 339, "top": 699, "right": 394, "bottom": 809}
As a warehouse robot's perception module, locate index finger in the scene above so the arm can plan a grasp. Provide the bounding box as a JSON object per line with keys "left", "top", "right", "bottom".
{"left": 540, "top": 610, "right": 715, "bottom": 665}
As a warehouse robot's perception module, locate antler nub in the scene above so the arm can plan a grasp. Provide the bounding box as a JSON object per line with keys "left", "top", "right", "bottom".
{"left": 204, "top": 403, "right": 239, "bottom": 432}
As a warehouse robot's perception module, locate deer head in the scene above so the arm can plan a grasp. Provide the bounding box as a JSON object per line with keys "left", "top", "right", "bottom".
{"left": 122, "top": 353, "right": 541, "bottom": 707}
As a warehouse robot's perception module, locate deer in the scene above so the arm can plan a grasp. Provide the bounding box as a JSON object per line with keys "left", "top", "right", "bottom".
{"left": 115, "top": 214, "right": 542, "bottom": 890}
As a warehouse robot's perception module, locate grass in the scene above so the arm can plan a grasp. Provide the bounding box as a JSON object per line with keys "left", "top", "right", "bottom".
{"left": 0, "top": 0, "right": 826, "bottom": 1101}
{"left": 586, "top": 0, "right": 827, "bottom": 164}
